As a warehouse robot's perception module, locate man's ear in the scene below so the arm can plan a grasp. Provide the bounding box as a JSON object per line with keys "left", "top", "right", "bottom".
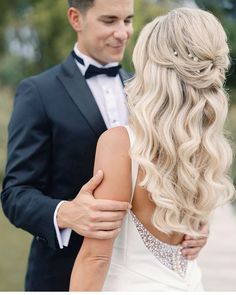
{"left": 67, "top": 7, "right": 84, "bottom": 32}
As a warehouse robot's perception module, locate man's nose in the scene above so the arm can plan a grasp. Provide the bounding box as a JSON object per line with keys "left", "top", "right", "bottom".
{"left": 113, "top": 22, "right": 130, "bottom": 40}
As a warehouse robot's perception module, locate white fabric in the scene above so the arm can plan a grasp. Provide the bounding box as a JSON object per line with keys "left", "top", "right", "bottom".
{"left": 54, "top": 201, "right": 72, "bottom": 249}
{"left": 102, "top": 126, "right": 204, "bottom": 291}
{"left": 125, "top": 126, "right": 139, "bottom": 197}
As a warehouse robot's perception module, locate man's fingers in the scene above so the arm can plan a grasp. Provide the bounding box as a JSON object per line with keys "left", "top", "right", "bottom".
{"left": 91, "top": 229, "right": 121, "bottom": 240}
{"left": 81, "top": 170, "right": 104, "bottom": 194}
{"left": 183, "top": 235, "right": 192, "bottom": 240}
{"left": 91, "top": 220, "right": 122, "bottom": 231}
{"left": 91, "top": 211, "right": 126, "bottom": 222}
{"left": 182, "top": 247, "right": 201, "bottom": 258}
{"left": 182, "top": 238, "right": 207, "bottom": 249}
{"left": 199, "top": 223, "right": 209, "bottom": 235}
{"left": 93, "top": 199, "right": 131, "bottom": 211}
{"left": 185, "top": 254, "right": 198, "bottom": 261}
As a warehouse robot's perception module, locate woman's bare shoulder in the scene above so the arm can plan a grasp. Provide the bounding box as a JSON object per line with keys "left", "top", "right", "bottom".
{"left": 97, "top": 126, "right": 130, "bottom": 151}
{"left": 94, "top": 126, "right": 132, "bottom": 202}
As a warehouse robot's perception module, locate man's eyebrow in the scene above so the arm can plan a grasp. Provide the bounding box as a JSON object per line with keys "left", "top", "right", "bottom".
{"left": 126, "top": 14, "right": 134, "bottom": 19}
{"left": 99, "top": 14, "right": 134, "bottom": 19}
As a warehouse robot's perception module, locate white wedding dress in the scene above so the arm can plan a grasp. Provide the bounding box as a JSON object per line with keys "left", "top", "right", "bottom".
{"left": 102, "top": 126, "right": 204, "bottom": 291}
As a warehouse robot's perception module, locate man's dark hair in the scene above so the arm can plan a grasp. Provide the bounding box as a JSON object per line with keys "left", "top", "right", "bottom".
{"left": 68, "top": 0, "right": 95, "bottom": 12}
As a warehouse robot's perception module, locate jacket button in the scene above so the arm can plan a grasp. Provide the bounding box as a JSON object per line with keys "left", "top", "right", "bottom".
{"left": 35, "top": 236, "right": 47, "bottom": 243}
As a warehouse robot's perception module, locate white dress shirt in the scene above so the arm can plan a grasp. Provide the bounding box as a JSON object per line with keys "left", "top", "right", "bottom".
{"left": 54, "top": 44, "right": 128, "bottom": 248}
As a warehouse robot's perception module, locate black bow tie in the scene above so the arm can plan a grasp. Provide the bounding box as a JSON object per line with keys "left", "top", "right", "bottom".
{"left": 72, "top": 50, "right": 121, "bottom": 79}
{"left": 84, "top": 64, "right": 121, "bottom": 79}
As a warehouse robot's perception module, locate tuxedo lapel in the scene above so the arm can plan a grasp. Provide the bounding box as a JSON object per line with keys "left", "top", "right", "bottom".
{"left": 119, "top": 68, "right": 133, "bottom": 86}
{"left": 57, "top": 54, "right": 107, "bottom": 137}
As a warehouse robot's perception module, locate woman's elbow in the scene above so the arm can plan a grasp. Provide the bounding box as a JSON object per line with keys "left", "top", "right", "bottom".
{"left": 88, "top": 254, "right": 111, "bottom": 267}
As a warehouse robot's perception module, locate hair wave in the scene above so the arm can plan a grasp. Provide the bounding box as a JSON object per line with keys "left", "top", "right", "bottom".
{"left": 126, "top": 8, "right": 235, "bottom": 236}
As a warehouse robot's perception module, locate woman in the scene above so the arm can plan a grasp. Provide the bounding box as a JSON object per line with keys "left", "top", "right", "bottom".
{"left": 70, "top": 7, "right": 235, "bottom": 291}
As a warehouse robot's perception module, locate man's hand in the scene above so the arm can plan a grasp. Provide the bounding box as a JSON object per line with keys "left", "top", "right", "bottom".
{"left": 181, "top": 223, "right": 209, "bottom": 260}
{"left": 57, "top": 170, "right": 130, "bottom": 239}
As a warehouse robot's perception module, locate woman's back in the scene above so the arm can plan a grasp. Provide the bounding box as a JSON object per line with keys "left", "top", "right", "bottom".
{"left": 132, "top": 170, "right": 184, "bottom": 245}
{"left": 102, "top": 126, "right": 203, "bottom": 291}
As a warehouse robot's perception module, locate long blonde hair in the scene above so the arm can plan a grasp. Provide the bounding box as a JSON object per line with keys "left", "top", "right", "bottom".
{"left": 126, "top": 8, "right": 235, "bottom": 236}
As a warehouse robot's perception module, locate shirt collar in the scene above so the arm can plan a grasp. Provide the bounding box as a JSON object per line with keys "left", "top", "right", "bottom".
{"left": 73, "top": 43, "right": 119, "bottom": 75}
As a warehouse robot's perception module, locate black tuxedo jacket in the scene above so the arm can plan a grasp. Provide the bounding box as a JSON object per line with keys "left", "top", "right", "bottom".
{"left": 1, "top": 54, "right": 131, "bottom": 291}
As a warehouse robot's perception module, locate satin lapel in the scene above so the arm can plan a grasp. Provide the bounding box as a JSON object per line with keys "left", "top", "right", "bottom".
{"left": 119, "top": 68, "right": 133, "bottom": 86}
{"left": 57, "top": 55, "right": 107, "bottom": 137}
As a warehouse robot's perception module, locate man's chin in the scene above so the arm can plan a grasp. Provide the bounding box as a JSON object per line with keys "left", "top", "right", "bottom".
{"left": 98, "top": 53, "right": 124, "bottom": 65}
{"left": 108, "top": 54, "right": 124, "bottom": 64}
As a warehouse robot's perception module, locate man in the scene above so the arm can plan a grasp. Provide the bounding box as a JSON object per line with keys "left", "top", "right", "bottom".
{"left": 1, "top": 0, "right": 208, "bottom": 291}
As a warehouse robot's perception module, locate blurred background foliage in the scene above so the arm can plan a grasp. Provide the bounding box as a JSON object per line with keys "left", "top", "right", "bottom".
{"left": 0, "top": 0, "right": 235, "bottom": 291}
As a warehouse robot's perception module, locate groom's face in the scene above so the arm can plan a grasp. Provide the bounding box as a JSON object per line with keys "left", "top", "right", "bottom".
{"left": 72, "top": 0, "right": 134, "bottom": 65}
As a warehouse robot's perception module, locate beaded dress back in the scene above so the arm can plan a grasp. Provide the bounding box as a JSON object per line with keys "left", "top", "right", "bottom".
{"left": 130, "top": 211, "right": 188, "bottom": 278}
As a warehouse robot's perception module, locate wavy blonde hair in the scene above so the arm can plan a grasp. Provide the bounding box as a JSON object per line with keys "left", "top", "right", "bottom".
{"left": 126, "top": 8, "right": 235, "bottom": 237}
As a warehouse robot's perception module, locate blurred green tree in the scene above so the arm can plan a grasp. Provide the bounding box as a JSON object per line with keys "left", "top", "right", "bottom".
{"left": 1, "top": 0, "right": 204, "bottom": 87}
{"left": 1, "top": 0, "right": 235, "bottom": 92}
{"left": 0, "top": 0, "right": 165, "bottom": 87}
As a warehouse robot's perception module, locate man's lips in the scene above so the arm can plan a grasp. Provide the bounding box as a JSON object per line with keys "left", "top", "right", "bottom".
{"left": 109, "top": 44, "right": 125, "bottom": 50}
{"left": 108, "top": 42, "right": 126, "bottom": 48}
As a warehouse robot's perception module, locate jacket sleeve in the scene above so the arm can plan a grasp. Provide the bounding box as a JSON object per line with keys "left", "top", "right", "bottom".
{"left": 1, "top": 78, "right": 62, "bottom": 249}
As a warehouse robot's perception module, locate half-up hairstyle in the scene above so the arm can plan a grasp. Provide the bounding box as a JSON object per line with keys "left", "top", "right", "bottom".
{"left": 126, "top": 8, "right": 235, "bottom": 237}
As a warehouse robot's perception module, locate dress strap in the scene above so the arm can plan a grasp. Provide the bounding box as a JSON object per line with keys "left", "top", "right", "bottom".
{"left": 124, "top": 126, "right": 139, "bottom": 203}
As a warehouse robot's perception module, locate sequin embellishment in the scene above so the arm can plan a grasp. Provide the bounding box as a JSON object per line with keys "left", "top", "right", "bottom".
{"left": 130, "top": 211, "right": 188, "bottom": 278}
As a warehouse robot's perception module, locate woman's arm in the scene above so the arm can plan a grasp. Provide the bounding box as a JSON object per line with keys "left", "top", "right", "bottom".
{"left": 70, "top": 126, "right": 131, "bottom": 291}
